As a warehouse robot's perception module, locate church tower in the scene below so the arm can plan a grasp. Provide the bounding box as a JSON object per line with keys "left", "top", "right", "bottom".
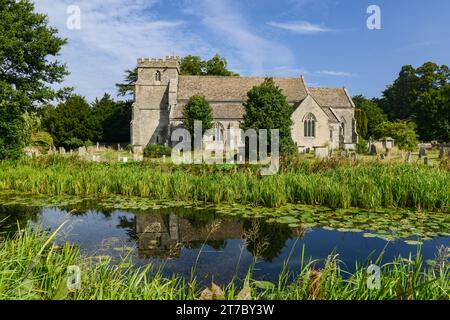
{"left": 131, "top": 56, "right": 180, "bottom": 153}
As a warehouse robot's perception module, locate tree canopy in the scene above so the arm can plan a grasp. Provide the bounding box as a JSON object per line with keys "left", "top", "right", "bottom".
{"left": 182, "top": 95, "right": 214, "bottom": 136}
{"left": 375, "top": 121, "right": 419, "bottom": 151}
{"left": 353, "top": 95, "right": 388, "bottom": 139}
{"left": 379, "top": 62, "right": 450, "bottom": 141}
{"left": 242, "top": 78, "right": 296, "bottom": 155}
{"left": 0, "top": 0, "right": 69, "bottom": 158}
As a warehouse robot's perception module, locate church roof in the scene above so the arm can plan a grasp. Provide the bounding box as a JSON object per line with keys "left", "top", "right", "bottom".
{"left": 172, "top": 103, "right": 245, "bottom": 120}
{"left": 309, "top": 88, "right": 354, "bottom": 109}
{"left": 178, "top": 76, "right": 308, "bottom": 102}
{"left": 321, "top": 106, "right": 340, "bottom": 123}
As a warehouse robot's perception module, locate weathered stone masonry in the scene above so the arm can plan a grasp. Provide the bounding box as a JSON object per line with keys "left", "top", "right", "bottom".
{"left": 131, "top": 56, "right": 358, "bottom": 153}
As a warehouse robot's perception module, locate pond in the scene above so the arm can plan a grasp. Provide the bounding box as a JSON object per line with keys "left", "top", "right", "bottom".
{"left": 0, "top": 194, "right": 449, "bottom": 285}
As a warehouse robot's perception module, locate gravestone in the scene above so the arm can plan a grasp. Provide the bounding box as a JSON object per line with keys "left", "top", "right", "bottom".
{"left": 78, "top": 146, "right": 86, "bottom": 157}
{"left": 123, "top": 157, "right": 128, "bottom": 163}
{"left": 369, "top": 144, "right": 377, "bottom": 155}
{"left": 439, "top": 147, "right": 445, "bottom": 159}
{"left": 419, "top": 147, "right": 427, "bottom": 159}
{"left": 163, "top": 155, "right": 166, "bottom": 162}
{"left": 59, "top": 147, "right": 66, "bottom": 155}
{"left": 424, "top": 157, "right": 429, "bottom": 166}
{"left": 379, "top": 154, "right": 385, "bottom": 160}
{"left": 315, "top": 147, "right": 329, "bottom": 159}
{"left": 405, "top": 151, "right": 412, "bottom": 163}
{"left": 350, "top": 152, "right": 357, "bottom": 162}
{"left": 96, "top": 142, "right": 99, "bottom": 151}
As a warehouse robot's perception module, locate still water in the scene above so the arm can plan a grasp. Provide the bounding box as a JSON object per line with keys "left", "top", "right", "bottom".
{"left": 0, "top": 203, "right": 448, "bottom": 284}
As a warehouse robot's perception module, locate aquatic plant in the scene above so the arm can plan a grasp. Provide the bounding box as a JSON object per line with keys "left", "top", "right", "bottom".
{"left": 0, "top": 157, "right": 448, "bottom": 211}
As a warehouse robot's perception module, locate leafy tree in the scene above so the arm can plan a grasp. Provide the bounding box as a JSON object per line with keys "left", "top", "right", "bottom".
{"left": 42, "top": 95, "right": 94, "bottom": 148}
{"left": 0, "top": 92, "right": 26, "bottom": 159}
{"left": 204, "top": 54, "right": 238, "bottom": 76}
{"left": 242, "top": 78, "right": 295, "bottom": 155}
{"left": 180, "top": 55, "right": 204, "bottom": 75}
{"left": 182, "top": 95, "right": 214, "bottom": 135}
{"left": 375, "top": 121, "right": 419, "bottom": 151}
{"left": 415, "top": 84, "right": 450, "bottom": 142}
{"left": 379, "top": 65, "right": 420, "bottom": 121}
{"left": 353, "top": 95, "right": 388, "bottom": 139}
{"left": 0, "top": 0, "right": 69, "bottom": 107}
{"left": 0, "top": 0, "right": 69, "bottom": 158}
{"left": 101, "top": 100, "right": 132, "bottom": 143}
{"left": 354, "top": 109, "right": 368, "bottom": 139}
{"left": 116, "top": 69, "right": 137, "bottom": 97}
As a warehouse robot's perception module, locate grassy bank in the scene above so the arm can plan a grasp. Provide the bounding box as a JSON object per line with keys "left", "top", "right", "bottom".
{"left": 0, "top": 226, "right": 448, "bottom": 300}
{"left": 0, "top": 157, "right": 448, "bottom": 211}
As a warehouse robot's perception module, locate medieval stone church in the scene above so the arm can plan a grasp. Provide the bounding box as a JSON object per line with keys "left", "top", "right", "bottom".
{"left": 131, "top": 56, "right": 357, "bottom": 153}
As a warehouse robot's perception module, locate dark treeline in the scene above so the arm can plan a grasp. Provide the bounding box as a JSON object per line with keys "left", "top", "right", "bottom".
{"left": 354, "top": 62, "right": 450, "bottom": 144}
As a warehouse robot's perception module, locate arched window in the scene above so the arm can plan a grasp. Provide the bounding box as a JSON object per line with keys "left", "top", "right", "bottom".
{"left": 303, "top": 113, "right": 316, "bottom": 137}
{"left": 341, "top": 117, "right": 346, "bottom": 137}
{"left": 155, "top": 71, "right": 161, "bottom": 82}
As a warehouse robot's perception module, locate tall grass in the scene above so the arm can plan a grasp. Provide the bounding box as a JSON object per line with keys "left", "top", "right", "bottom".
{"left": 0, "top": 157, "right": 448, "bottom": 211}
{"left": 0, "top": 226, "right": 448, "bottom": 300}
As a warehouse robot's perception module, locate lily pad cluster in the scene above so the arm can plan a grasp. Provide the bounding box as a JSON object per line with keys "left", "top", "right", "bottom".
{"left": 0, "top": 191, "right": 448, "bottom": 246}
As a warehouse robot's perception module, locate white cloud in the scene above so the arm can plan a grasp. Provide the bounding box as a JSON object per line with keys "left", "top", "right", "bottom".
{"left": 183, "top": 0, "right": 296, "bottom": 75}
{"left": 268, "top": 21, "right": 333, "bottom": 34}
{"left": 34, "top": 0, "right": 209, "bottom": 100}
{"left": 317, "top": 70, "right": 356, "bottom": 77}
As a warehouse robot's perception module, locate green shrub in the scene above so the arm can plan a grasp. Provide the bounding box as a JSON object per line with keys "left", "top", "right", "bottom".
{"left": 143, "top": 144, "right": 172, "bottom": 158}
{"left": 31, "top": 131, "right": 54, "bottom": 148}
{"left": 356, "top": 138, "right": 368, "bottom": 154}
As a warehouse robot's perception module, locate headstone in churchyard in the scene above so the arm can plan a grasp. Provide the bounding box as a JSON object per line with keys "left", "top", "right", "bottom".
{"left": 350, "top": 152, "right": 357, "bottom": 162}
{"left": 133, "top": 154, "right": 143, "bottom": 162}
{"left": 405, "top": 151, "right": 412, "bottom": 163}
{"left": 369, "top": 144, "right": 377, "bottom": 155}
{"left": 96, "top": 142, "right": 99, "bottom": 151}
{"left": 424, "top": 157, "right": 429, "bottom": 166}
{"left": 380, "top": 154, "right": 385, "bottom": 160}
{"left": 385, "top": 148, "right": 390, "bottom": 157}
{"left": 123, "top": 157, "right": 128, "bottom": 163}
{"left": 340, "top": 150, "right": 347, "bottom": 157}
{"left": 315, "top": 147, "right": 329, "bottom": 159}
{"left": 439, "top": 147, "right": 445, "bottom": 159}
{"left": 59, "top": 147, "right": 66, "bottom": 155}
{"left": 70, "top": 150, "right": 73, "bottom": 155}
{"left": 163, "top": 155, "right": 166, "bottom": 162}
{"left": 419, "top": 147, "right": 427, "bottom": 159}
{"left": 78, "top": 146, "right": 86, "bottom": 157}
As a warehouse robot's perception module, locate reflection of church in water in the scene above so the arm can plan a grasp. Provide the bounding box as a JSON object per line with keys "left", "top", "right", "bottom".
{"left": 134, "top": 214, "right": 306, "bottom": 261}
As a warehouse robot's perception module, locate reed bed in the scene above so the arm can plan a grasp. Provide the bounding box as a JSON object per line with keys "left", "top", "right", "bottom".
{"left": 0, "top": 226, "right": 448, "bottom": 300}
{"left": 0, "top": 157, "right": 448, "bottom": 211}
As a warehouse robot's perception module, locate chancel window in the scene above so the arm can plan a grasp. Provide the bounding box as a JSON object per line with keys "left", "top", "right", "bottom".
{"left": 303, "top": 113, "right": 316, "bottom": 137}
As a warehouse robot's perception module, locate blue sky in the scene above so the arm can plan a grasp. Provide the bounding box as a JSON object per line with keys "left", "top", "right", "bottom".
{"left": 34, "top": 0, "right": 450, "bottom": 101}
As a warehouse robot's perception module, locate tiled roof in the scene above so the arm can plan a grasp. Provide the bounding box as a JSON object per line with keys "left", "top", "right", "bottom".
{"left": 309, "top": 88, "right": 354, "bottom": 108}
{"left": 321, "top": 107, "right": 340, "bottom": 123}
{"left": 178, "top": 76, "right": 308, "bottom": 102}
{"left": 172, "top": 103, "right": 245, "bottom": 120}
